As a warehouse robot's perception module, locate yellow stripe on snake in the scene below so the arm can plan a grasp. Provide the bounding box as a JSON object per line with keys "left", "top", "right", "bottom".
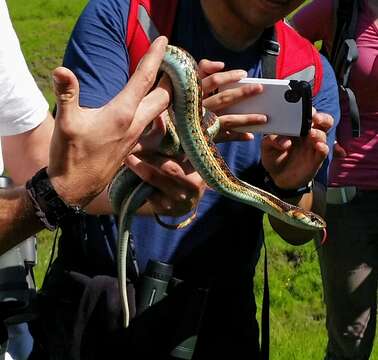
{"left": 108, "top": 45, "right": 326, "bottom": 328}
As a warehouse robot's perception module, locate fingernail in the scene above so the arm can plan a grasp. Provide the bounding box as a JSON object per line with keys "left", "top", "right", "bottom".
{"left": 237, "top": 70, "right": 248, "bottom": 79}
{"left": 157, "top": 36, "right": 168, "bottom": 44}
{"left": 278, "top": 137, "right": 291, "bottom": 147}
{"left": 52, "top": 74, "right": 62, "bottom": 85}
{"left": 255, "top": 115, "right": 267, "bottom": 123}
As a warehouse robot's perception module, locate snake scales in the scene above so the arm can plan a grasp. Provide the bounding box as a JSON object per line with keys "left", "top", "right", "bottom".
{"left": 109, "top": 45, "right": 326, "bottom": 328}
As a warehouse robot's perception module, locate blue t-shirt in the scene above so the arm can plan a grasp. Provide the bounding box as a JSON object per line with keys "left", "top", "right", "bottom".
{"left": 63, "top": 0, "right": 339, "bottom": 275}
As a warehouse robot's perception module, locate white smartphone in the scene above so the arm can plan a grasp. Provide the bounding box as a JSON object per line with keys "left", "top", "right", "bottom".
{"left": 219, "top": 78, "right": 312, "bottom": 137}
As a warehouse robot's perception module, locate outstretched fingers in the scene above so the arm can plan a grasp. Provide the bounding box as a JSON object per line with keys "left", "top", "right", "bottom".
{"left": 108, "top": 36, "right": 168, "bottom": 127}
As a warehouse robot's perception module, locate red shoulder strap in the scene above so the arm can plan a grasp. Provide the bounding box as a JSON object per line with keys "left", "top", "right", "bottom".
{"left": 126, "top": 0, "right": 178, "bottom": 74}
{"left": 275, "top": 20, "right": 323, "bottom": 96}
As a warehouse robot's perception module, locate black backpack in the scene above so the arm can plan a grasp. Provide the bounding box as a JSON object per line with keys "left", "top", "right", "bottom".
{"left": 323, "top": 0, "right": 361, "bottom": 137}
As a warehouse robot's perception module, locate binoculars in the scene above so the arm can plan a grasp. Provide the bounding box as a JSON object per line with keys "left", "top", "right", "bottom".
{"left": 136, "top": 260, "right": 198, "bottom": 360}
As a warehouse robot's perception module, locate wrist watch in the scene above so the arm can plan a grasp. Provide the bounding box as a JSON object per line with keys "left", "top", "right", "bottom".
{"left": 26, "top": 167, "right": 84, "bottom": 230}
{"left": 264, "top": 172, "right": 313, "bottom": 199}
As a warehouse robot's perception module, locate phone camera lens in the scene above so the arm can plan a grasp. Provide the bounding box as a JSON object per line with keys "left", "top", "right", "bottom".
{"left": 284, "top": 89, "right": 301, "bottom": 103}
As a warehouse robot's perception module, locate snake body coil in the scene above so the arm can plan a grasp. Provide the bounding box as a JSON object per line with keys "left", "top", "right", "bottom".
{"left": 109, "top": 45, "right": 326, "bottom": 328}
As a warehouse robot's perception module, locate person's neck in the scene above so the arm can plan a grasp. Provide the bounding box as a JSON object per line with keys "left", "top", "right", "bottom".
{"left": 200, "top": 0, "right": 263, "bottom": 51}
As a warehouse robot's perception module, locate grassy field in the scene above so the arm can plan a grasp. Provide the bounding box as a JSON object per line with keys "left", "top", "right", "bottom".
{"left": 6, "top": 0, "right": 377, "bottom": 359}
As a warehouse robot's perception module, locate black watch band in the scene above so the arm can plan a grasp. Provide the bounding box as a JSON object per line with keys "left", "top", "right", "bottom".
{"left": 26, "top": 167, "right": 84, "bottom": 230}
{"left": 264, "top": 173, "right": 313, "bottom": 199}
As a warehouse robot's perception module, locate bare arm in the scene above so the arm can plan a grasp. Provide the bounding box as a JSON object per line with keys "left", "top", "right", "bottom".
{"left": 2, "top": 112, "right": 54, "bottom": 185}
{"left": 0, "top": 114, "right": 54, "bottom": 252}
{"left": 0, "top": 186, "right": 46, "bottom": 254}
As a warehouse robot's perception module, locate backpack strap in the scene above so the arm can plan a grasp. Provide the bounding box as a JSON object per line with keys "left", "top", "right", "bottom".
{"left": 330, "top": 0, "right": 361, "bottom": 137}
{"left": 261, "top": 26, "right": 280, "bottom": 79}
{"left": 126, "top": 0, "right": 178, "bottom": 74}
{"left": 262, "top": 21, "right": 323, "bottom": 97}
{"left": 330, "top": 0, "right": 360, "bottom": 63}
{"left": 330, "top": 0, "right": 360, "bottom": 77}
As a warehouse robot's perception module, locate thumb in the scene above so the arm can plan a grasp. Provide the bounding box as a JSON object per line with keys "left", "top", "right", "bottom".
{"left": 52, "top": 66, "right": 80, "bottom": 118}
{"left": 333, "top": 142, "right": 347, "bottom": 158}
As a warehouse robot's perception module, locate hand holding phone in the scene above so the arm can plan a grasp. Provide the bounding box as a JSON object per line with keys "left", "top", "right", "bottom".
{"left": 219, "top": 78, "right": 312, "bottom": 137}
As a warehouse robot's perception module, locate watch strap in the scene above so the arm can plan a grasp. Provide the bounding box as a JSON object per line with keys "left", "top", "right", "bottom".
{"left": 264, "top": 173, "right": 313, "bottom": 199}
{"left": 26, "top": 167, "right": 84, "bottom": 230}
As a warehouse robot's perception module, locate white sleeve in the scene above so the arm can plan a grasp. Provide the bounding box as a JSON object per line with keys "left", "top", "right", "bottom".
{"left": 0, "top": 0, "right": 49, "bottom": 136}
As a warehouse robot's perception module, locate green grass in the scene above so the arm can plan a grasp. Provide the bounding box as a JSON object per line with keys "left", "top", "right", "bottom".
{"left": 6, "top": 1, "right": 377, "bottom": 359}
{"left": 7, "top": 0, "right": 88, "bottom": 106}
{"left": 255, "top": 218, "right": 328, "bottom": 359}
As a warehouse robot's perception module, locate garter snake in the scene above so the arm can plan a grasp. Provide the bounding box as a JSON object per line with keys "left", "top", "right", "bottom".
{"left": 109, "top": 45, "right": 326, "bottom": 327}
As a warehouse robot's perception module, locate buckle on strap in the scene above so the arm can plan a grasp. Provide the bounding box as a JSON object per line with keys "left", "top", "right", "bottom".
{"left": 262, "top": 39, "right": 280, "bottom": 56}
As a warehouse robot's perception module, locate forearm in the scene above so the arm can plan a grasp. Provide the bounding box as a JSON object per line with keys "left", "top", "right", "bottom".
{"left": 3, "top": 112, "right": 54, "bottom": 185}
{"left": 0, "top": 186, "right": 43, "bottom": 255}
{"left": 268, "top": 181, "right": 327, "bottom": 245}
{"left": 84, "top": 187, "right": 153, "bottom": 215}
{"left": 84, "top": 189, "right": 112, "bottom": 214}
